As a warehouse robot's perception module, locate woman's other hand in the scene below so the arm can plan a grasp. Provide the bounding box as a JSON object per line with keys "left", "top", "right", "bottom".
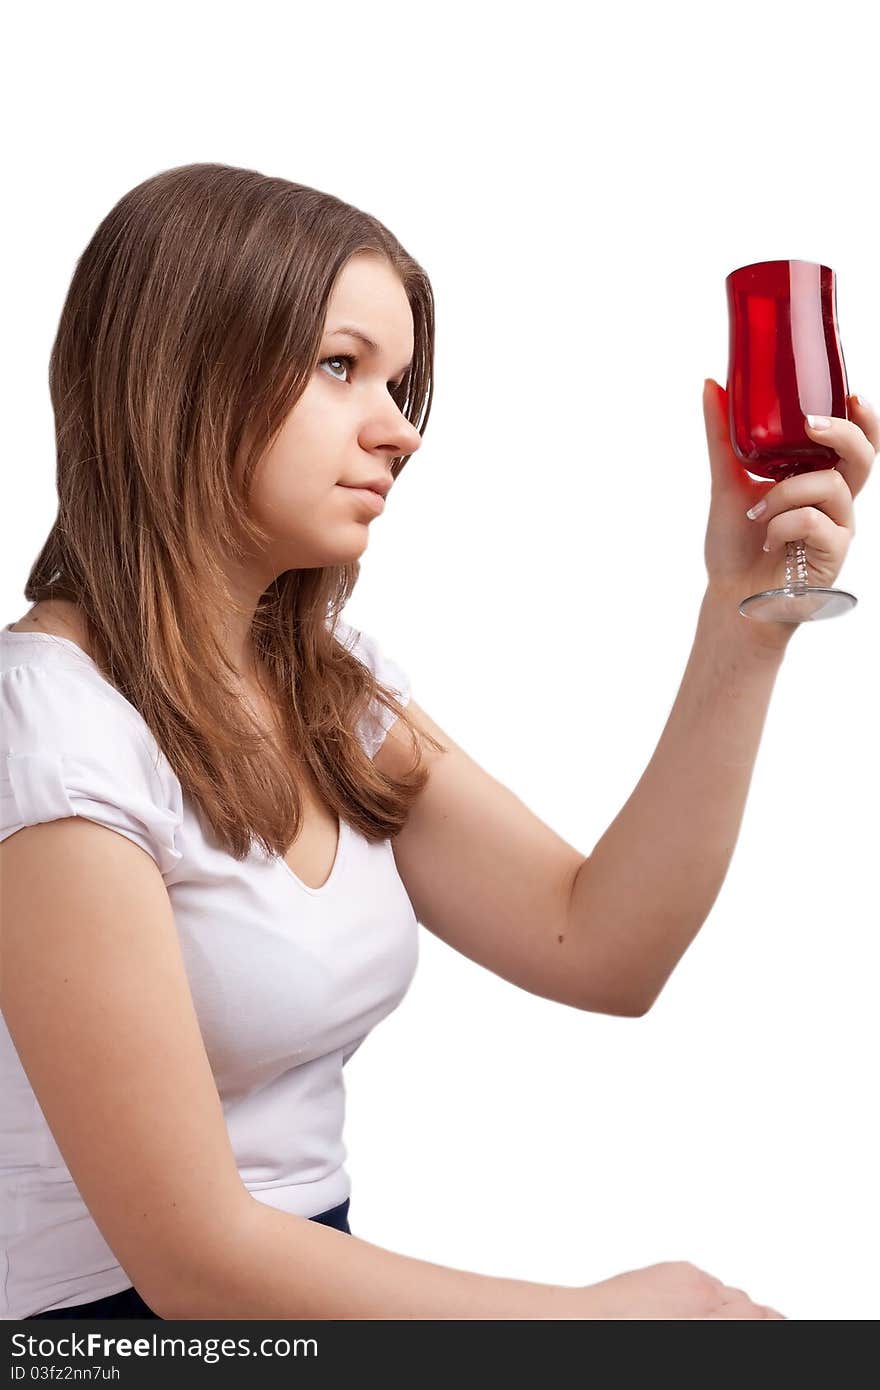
{"left": 574, "top": 1259, "right": 787, "bottom": 1319}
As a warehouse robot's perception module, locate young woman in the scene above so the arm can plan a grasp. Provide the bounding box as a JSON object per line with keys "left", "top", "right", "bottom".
{"left": 1, "top": 163, "right": 876, "bottom": 1322}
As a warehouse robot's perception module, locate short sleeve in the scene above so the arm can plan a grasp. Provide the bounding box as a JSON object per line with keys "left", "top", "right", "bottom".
{"left": 1, "top": 663, "right": 183, "bottom": 877}
{"left": 332, "top": 618, "right": 411, "bottom": 759}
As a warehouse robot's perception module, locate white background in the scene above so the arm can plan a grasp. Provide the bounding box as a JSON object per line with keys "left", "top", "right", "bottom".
{"left": 4, "top": 0, "right": 877, "bottom": 1321}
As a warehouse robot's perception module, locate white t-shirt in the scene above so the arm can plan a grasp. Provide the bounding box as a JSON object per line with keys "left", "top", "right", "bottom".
{"left": 0, "top": 617, "right": 419, "bottom": 1319}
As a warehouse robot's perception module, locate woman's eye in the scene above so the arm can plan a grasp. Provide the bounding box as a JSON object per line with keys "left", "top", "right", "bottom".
{"left": 319, "top": 354, "right": 355, "bottom": 382}
{"left": 319, "top": 354, "right": 406, "bottom": 393}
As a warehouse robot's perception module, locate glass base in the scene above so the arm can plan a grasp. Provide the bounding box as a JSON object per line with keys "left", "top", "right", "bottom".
{"left": 739, "top": 585, "right": 858, "bottom": 622}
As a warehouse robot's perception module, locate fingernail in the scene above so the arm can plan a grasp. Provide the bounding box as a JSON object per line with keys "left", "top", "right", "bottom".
{"left": 854, "top": 395, "right": 875, "bottom": 411}
{"left": 762, "top": 539, "right": 771, "bottom": 552}
{"left": 806, "top": 414, "right": 831, "bottom": 429}
{"left": 746, "top": 498, "right": 767, "bottom": 520}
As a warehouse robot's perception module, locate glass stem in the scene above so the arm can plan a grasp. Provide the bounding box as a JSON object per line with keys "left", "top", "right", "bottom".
{"left": 784, "top": 539, "right": 809, "bottom": 595}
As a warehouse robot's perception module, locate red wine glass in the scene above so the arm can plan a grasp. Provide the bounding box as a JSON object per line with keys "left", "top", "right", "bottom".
{"left": 726, "top": 258, "right": 857, "bottom": 622}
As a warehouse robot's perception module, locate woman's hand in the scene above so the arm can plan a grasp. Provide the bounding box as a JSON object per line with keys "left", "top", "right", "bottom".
{"left": 701, "top": 379, "right": 878, "bottom": 621}
{"left": 572, "top": 1260, "right": 786, "bottom": 1319}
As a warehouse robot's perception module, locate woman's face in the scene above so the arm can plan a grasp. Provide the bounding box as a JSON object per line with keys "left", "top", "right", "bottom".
{"left": 243, "top": 251, "right": 422, "bottom": 576}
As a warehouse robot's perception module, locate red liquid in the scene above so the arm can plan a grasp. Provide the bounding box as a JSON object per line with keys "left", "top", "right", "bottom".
{"left": 726, "top": 259, "right": 850, "bottom": 482}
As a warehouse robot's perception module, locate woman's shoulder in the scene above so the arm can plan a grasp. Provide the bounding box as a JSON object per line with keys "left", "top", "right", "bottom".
{"left": 1, "top": 613, "right": 183, "bottom": 876}
{"left": 1, "top": 610, "right": 170, "bottom": 770}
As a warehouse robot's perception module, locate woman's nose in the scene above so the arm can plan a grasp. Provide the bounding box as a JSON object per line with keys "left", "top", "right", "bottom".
{"left": 365, "top": 406, "right": 421, "bottom": 457}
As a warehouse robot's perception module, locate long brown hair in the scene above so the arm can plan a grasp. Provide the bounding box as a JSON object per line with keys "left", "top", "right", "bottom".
{"left": 24, "top": 161, "right": 446, "bottom": 862}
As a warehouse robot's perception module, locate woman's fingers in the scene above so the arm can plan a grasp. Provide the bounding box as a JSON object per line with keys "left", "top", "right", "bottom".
{"left": 847, "top": 395, "right": 880, "bottom": 453}
{"left": 804, "top": 399, "right": 878, "bottom": 499}
{"left": 747, "top": 465, "right": 855, "bottom": 532}
{"left": 709, "top": 1284, "right": 787, "bottom": 1317}
{"left": 699, "top": 1304, "right": 787, "bottom": 1319}
{"left": 763, "top": 506, "right": 849, "bottom": 561}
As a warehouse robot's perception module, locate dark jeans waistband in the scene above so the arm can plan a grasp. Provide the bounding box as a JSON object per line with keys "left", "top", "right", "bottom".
{"left": 26, "top": 1196, "right": 352, "bottom": 1320}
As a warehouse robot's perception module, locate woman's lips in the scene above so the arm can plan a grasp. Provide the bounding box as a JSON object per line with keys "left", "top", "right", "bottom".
{"left": 339, "top": 484, "right": 385, "bottom": 513}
